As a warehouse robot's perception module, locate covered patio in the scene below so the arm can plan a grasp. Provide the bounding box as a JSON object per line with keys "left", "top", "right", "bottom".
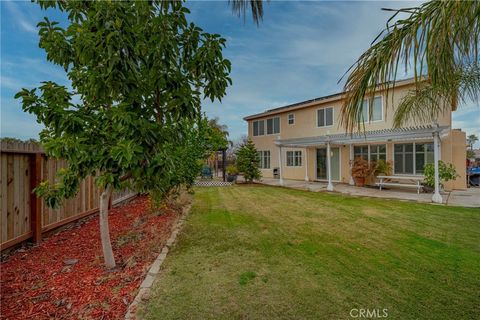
{"left": 275, "top": 125, "right": 449, "bottom": 204}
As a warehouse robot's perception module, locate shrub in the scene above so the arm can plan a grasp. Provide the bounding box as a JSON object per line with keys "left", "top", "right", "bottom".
{"left": 236, "top": 139, "right": 261, "bottom": 182}
{"left": 351, "top": 156, "right": 370, "bottom": 179}
{"left": 372, "top": 159, "right": 393, "bottom": 176}
{"left": 423, "top": 161, "right": 459, "bottom": 188}
{"left": 226, "top": 164, "right": 239, "bottom": 175}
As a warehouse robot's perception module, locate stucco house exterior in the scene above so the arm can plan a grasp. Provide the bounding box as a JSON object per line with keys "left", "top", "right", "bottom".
{"left": 244, "top": 78, "right": 467, "bottom": 202}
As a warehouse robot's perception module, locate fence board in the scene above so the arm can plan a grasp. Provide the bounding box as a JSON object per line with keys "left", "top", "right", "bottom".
{"left": 1, "top": 142, "right": 137, "bottom": 250}
{"left": 7, "top": 155, "right": 14, "bottom": 241}
{"left": 1, "top": 156, "right": 8, "bottom": 243}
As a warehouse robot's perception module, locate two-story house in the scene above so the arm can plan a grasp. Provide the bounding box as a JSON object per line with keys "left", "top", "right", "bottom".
{"left": 244, "top": 78, "right": 467, "bottom": 199}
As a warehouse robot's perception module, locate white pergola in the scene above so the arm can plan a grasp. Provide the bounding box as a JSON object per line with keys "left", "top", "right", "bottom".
{"left": 275, "top": 125, "right": 449, "bottom": 203}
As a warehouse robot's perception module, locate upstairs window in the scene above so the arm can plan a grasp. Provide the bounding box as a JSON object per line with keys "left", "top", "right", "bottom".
{"left": 317, "top": 107, "right": 333, "bottom": 127}
{"left": 253, "top": 117, "right": 279, "bottom": 136}
{"left": 267, "top": 117, "right": 280, "bottom": 134}
{"left": 288, "top": 113, "right": 295, "bottom": 125}
{"left": 361, "top": 96, "right": 383, "bottom": 122}
{"left": 286, "top": 151, "right": 302, "bottom": 167}
{"left": 253, "top": 120, "right": 265, "bottom": 136}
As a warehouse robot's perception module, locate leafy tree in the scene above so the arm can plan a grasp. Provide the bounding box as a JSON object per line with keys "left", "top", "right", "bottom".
{"left": 0, "top": 137, "right": 39, "bottom": 144}
{"left": 236, "top": 139, "right": 261, "bottom": 182}
{"left": 467, "top": 150, "right": 475, "bottom": 159}
{"left": 16, "top": 1, "right": 231, "bottom": 269}
{"left": 341, "top": 1, "right": 480, "bottom": 131}
{"left": 205, "top": 117, "right": 230, "bottom": 176}
{"left": 206, "top": 117, "right": 230, "bottom": 152}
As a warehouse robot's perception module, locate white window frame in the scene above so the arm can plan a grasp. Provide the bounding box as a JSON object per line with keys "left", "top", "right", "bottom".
{"left": 288, "top": 113, "right": 295, "bottom": 125}
{"left": 360, "top": 96, "right": 384, "bottom": 123}
{"left": 368, "top": 144, "right": 387, "bottom": 162}
{"left": 266, "top": 116, "right": 280, "bottom": 135}
{"left": 257, "top": 150, "right": 271, "bottom": 169}
{"left": 393, "top": 142, "right": 434, "bottom": 175}
{"left": 316, "top": 107, "right": 334, "bottom": 128}
{"left": 252, "top": 119, "right": 265, "bottom": 136}
{"left": 353, "top": 144, "right": 387, "bottom": 163}
{"left": 286, "top": 150, "right": 302, "bottom": 167}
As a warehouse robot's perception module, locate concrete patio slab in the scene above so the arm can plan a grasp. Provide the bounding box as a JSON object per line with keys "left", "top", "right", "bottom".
{"left": 258, "top": 178, "right": 479, "bottom": 207}
{"left": 447, "top": 188, "right": 480, "bottom": 207}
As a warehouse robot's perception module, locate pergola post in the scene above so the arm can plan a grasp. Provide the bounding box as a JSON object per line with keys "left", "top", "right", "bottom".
{"left": 432, "top": 131, "right": 442, "bottom": 203}
{"left": 326, "top": 141, "right": 334, "bottom": 191}
{"left": 349, "top": 144, "right": 354, "bottom": 185}
{"left": 304, "top": 148, "right": 309, "bottom": 182}
{"left": 278, "top": 145, "right": 284, "bottom": 186}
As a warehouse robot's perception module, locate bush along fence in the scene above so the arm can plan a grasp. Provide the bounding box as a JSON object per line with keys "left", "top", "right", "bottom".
{"left": 0, "top": 141, "right": 136, "bottom": 251}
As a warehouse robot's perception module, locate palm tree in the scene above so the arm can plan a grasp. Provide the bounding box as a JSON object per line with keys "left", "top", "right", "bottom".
{"left": 467, "top": 134, "right": 478, "bottom": 150}
{"left": 341, "top": 1, "right": 480, "bottom": 132}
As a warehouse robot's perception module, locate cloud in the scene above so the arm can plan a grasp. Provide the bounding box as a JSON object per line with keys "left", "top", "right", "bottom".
{"left": 3, "top": 1, "right": 37, "bottom": 34}
{"left": 0, "top": 76, "right": 31, "bottom": 91}
{"left": 1, "top": 0, "right": 477, "bottom": 145}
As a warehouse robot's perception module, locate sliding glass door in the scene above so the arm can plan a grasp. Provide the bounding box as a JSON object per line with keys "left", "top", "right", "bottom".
{"left": 316, "top": 147, "right": 340, "bottom": 181}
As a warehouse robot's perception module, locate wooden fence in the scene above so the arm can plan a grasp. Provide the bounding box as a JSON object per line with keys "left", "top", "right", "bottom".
{"left": 0, "top": 141, "right": 137, "bottom": 251}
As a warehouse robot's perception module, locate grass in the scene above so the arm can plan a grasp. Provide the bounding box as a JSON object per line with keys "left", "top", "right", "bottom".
{"left": 140, "top": 185, "right": 480, "bottom": 320}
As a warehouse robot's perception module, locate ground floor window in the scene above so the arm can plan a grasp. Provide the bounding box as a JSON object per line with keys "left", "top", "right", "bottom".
{"left": 370, "top": 144, "right": 387, "bottom": 162}
{"left": 257, "top": 150, "right": 270, "bottom": 169}
{"left": 354, "top": 144, "right": 386, "bottom": 162}
{"left": 394, "top": 142, "right": 433, "bottom": 174}
{"left": 354, "top": 145, "right": 369, "bottom": 160}
{"left": 286, "top": 150, "right": 302, "bottom": 167}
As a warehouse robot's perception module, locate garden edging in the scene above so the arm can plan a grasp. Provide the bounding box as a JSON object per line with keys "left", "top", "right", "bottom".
{"left": 124, "top": 203, "right": 191, "bottom": 320}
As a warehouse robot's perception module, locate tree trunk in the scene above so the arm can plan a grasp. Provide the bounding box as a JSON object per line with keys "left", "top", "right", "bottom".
{"left": 99, "top": 184, "right": 116, "bottom": 269}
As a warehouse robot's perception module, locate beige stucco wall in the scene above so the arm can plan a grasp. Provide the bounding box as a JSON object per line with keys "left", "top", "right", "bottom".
{"left": 247, "top": 84, "right": 451, "bottom": 139}
{"left": 247, "top": 83, "right": 466, "bottom": 190}
{"left": 442, "top": 130, "right": 467, "bottom": 191}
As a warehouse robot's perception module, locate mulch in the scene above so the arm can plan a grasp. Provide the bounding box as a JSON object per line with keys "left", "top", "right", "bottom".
{"left": 1, "top": 195, "right": 178, "bottom": 320}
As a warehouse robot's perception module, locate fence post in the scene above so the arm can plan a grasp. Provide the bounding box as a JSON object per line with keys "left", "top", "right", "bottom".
{"left": 30, "top": 153, "right": 43, "bottom": 243}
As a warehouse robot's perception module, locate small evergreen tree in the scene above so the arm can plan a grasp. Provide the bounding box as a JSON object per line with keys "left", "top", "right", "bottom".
{"left": 236, "top": 139, "right": 261, "bottom": 182}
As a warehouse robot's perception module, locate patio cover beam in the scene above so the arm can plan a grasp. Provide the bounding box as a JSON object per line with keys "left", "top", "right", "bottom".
{"left": 274, "top": 125, "right": 449, "bottom": 148}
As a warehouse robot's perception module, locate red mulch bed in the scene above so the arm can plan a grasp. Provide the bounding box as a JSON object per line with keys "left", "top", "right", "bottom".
{"left": 1, "top": 195, "right": 178, "bottom": 320}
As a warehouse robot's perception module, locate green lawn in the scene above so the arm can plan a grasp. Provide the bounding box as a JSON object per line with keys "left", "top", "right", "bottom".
{"left": 140, "top": 185, "right": 480, "bottom": 320}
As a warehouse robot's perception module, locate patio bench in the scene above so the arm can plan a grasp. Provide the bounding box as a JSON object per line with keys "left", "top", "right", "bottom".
{"left": 375, "top": 175, "right": 424, "bottom": 194}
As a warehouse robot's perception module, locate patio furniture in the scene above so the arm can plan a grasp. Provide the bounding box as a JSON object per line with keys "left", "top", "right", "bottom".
{"left": 201, "top": 166, "right": 213, "bottom": 179}
{"left": 376, "top": 175, "right": 424, "bottom": 194}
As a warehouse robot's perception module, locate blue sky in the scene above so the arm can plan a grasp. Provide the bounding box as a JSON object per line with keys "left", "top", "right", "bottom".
{"left": 1, "top": 0, "right": 479, "bottom": 146}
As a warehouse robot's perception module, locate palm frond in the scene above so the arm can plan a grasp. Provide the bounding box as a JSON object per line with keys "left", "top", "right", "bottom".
{"left": 341, "top": 1, "right": 480, "bottom": 132}
{"left": 229, "top": 0, "right": 264, "bottom": 25}
{"left": 393, "top": 63, "right": 480, "bottom": 127}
